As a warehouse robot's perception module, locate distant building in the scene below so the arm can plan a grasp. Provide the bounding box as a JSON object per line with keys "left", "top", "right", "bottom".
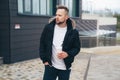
{"left": 78, "top": 13, "right": 117, "bottom": 47}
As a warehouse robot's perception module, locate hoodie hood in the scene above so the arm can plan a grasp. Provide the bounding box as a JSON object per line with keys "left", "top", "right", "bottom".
{"left": 49, "top": 17, "right": 76, "bottom": 29}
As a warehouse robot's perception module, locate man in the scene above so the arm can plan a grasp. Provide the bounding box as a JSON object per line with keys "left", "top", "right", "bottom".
{"left": 39, "top": 5, "right": 81, "bottom": 80}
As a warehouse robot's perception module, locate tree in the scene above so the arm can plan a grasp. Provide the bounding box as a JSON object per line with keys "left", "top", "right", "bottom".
{"left": 113, "top": 13, "right": 120, "bottom": 31}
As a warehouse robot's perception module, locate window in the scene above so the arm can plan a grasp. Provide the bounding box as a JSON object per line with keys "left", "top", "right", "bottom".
{"left": 40, "top": 0, "right": 53, "bottom": 15}
{"left": 33, "top": 0, "right": 39, "bottom": 15}
{"left": 24, "top": 0, "right": 32, "bottom": 13}
{"left": 18, "top": 0, "right": 23, "bottom": 13}
{"left": 18, "top": 0, "right": 53, "bottom": 16}
{"left": 59, "top": 0, "right": 77, "bottom": 17}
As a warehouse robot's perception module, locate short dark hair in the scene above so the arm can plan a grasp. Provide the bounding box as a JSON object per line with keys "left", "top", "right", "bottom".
{"left": 56, "top": 5, "right": 69, "bottom": 14}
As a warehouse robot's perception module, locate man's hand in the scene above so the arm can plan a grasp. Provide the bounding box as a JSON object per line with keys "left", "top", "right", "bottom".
{"left": 44, "top": 62, "right": 49, "bottom": 65}
{"left": 57, "top": 51, "right": 68, "bottom": 59}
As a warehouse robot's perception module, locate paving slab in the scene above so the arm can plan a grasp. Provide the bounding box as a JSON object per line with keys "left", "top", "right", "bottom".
{"left": 87, "top": 54, "right": 120, "bottom": 80}
{"left": 0, "top": 53, "right": 90, "bottom": 80}
{"left": 0, "top": 46, "right": 120, "bottom": 80}
{"left": 70, "top": 53, "right": 91, "bottom": 80}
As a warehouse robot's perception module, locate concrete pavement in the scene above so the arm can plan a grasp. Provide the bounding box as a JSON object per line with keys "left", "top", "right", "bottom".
{"left": 0, "top": 46, "right": 120, "bottom": 80}
{"left": 87, "top": 54, "right": 120, "bottom": 80}
{"left": 82, "top": 46, "right": 120, "bottom": 80}
{"left": 0, "top": 53, "right": 90, "bottom": 80}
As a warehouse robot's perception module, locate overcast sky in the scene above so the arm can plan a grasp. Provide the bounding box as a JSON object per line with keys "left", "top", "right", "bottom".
{"left": 83, "top": 0, "right": 120, "bottom": 13}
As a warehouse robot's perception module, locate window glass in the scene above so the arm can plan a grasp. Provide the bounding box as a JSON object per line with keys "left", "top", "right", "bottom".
{"left": 33, "top": 0, "right": 39, "bottom": 15}
{"left": 60, "top": 0, "right": 76, "bottom": 17}
{"left": 18, "top": 0, "right": 53, "bottom": 16}
{"left": 18, "top": 0, "right": 23, "bottom": 13}
{"left": 47, "top": 0, "right": 53, "bottom": 15}
{"left": 40, "top": 0, "right": 47, "bottom": 15}
{"left": 47, "top": 0, "right": 50, "bottom": 15}
{"left": 24, "top": 0, "right": 31, "bottom": 13}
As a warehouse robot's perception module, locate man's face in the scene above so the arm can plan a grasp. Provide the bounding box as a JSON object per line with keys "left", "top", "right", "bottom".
{"left": 55, "top": 9, "right": 68, "bottom": 25}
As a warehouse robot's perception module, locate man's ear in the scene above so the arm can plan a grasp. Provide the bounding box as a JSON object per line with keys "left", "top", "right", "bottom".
{"left": 66, "top": 15, "right": 69, "bottom": 20}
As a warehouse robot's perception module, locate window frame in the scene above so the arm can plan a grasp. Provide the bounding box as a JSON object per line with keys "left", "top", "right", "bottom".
{"left": 23, "top": 0, "right": 32, "bottom": 14}
{"left": 59, "top": 0, "right": 79, "bottom": 17}
{"left": 17, "top": 0, "right": 54, "bottom": 16}
{"left": 17, "top": 0, "right": 80, "bottom": 17}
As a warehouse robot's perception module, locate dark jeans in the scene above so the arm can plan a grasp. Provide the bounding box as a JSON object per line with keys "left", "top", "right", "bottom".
{"left": 43, "top": 65, "right": 71, "bottom": 80}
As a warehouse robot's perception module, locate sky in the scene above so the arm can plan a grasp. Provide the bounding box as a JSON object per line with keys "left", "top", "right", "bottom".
{"left": 83, "top": 0, "right": 120, "bottom": 13}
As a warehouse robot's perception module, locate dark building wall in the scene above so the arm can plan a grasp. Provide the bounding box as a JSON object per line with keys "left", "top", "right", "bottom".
{"left": 0, "top": 0, "right": 82, "bottom": 63}
{"left": 8, "top": 0, "right": 50, "bottom": 63}
{"left": 0, "top": 0, "right": 11, "bottom": 63}
{"left": 8, "top": 0, "right": 82, "bottom": 63}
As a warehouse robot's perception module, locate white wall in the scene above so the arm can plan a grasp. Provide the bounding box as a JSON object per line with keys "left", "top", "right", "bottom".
{"left": 82, "top": 13, "right": 117, "bottom": 25}
{"left": 82, "top": 13, "right": 99, "bottom": 20}
{"left": 98, "top": 17, "right": 117, "bottom": 25}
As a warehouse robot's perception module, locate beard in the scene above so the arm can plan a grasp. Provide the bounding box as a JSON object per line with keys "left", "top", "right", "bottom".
{"left": 56, "top": 20, "right": 66, "bottom": 25}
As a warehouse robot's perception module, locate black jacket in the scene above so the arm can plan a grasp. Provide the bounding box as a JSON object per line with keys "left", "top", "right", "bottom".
{"left": 39, "top": 18, "right": 81, "bottom": 69}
